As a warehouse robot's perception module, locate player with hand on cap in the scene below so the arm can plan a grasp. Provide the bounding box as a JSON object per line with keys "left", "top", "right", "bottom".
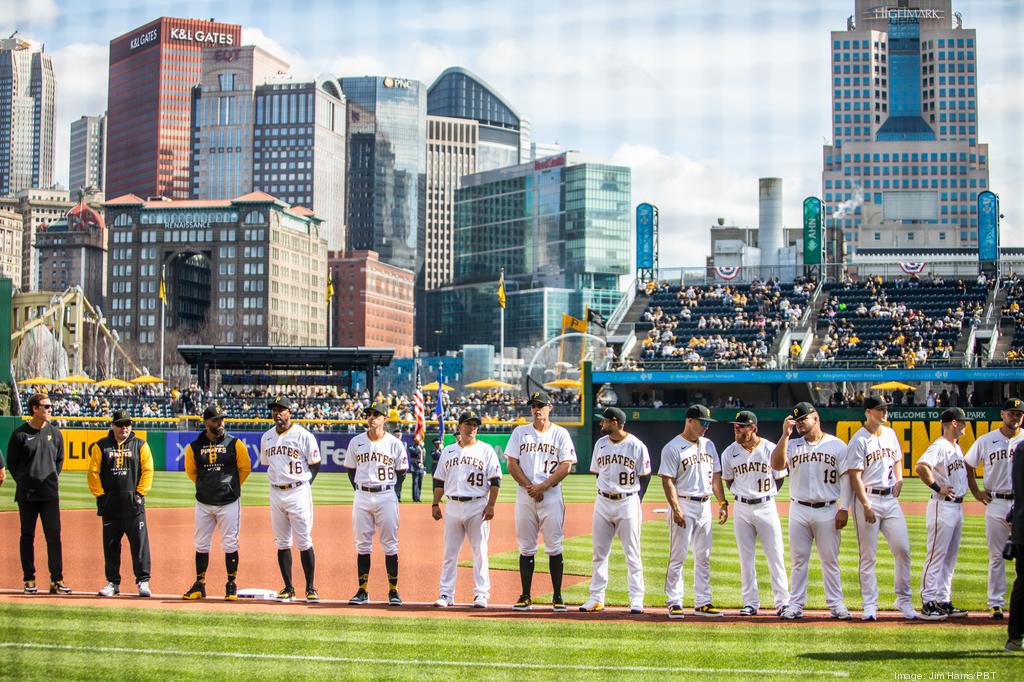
{"left": 181, "top": 404, "right": 251, "bottom": 601}
{"left": 721, "top": 410, "right": 791, "bottom": 617}
{"left": 965, "top": 398, "right": 1024, "bottom": 620}
{"left": 771, "top": 402, "right": 852, "bottom": 620}
{"left": 916, "top": 407, "right": 970, "bottom": 620}
{"left": 431, "top": 411, "right": 501, "bottom": 608}
{"left": 659, "top": 404, "right": 728, "bottom": 620}
{"left": 344, "top": 398, "right": 409, "bottom": 606}
{"left": 507, "top": 390, "right": 577, "bottom": 611}
{"left": 847, "top": 396, "right": 920, "bottom": 620}
{"left": 580, "top": 407, "right": 651, "bottom": 614}
{"left": 259, "top": 396, "right": 321, "bottom": 603}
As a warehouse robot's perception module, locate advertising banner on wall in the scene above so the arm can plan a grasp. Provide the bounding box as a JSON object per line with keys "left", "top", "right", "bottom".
{"left": 636, "top": 203, "right": 656, "bottom": 269}
{"left": 61, "top": 429, "right": 149, "bottom": 471}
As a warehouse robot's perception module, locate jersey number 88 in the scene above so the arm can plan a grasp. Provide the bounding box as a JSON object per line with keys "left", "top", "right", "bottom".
{"left": 618, "top": 471, "right": 636, "bottom": 486}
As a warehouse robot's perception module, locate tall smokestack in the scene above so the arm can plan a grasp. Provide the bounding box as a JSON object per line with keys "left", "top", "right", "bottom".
{"left": 759, "top": 177, "right": 784, "bottom": 269}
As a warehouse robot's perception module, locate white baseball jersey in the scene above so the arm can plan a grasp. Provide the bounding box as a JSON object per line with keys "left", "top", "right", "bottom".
{"left": 721, "top": 438, "right": 784, "bottom": 498}
{"left": 846, "top": 426, "right": 903, "bottom": 488}
{"left": 506, "top": 423, "right": 577, "bottom": 484}
{"left": 658, "top": 435, "right": 720, "bottom": 497}
{"left": 964, "top": 428, "right": 1023, "bottom": 493}
{"left": 344, "top": 432, "right": 409, "bottom": 487}
{"left": 786, "top": 434, "right": 848, "bottom": 502}
{"left": 591, "top": 433, "right": 651, "bottom": 495}
{"left": 918, "top": 437, "right": 968, "bottom": 498}
{"left": 435, "top": 440, "right": 502, "bottom": 498}
{"left": 259, "top": 424, "right": 321, "bottom": 486}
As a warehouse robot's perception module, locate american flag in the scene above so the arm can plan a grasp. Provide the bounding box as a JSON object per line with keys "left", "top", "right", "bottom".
{"left": 413, "top": 365, "right": 425, "bottom": 442}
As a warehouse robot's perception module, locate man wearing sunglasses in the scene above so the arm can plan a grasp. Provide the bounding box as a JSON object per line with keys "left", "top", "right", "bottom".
{"left": 4, "top": 392, "right": 70, "bottom": 595}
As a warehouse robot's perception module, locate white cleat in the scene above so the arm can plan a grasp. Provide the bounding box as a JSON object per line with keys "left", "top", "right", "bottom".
{"left": 900, "top": 606, "right": 919, "bottom": 620}
{"left": 579, "top": 597, "right": 605, "bottom": 613}
{"left": 433, "top": 595, "right": 453, "bottom": 608}
{"left": 830, "top": 605, "right": 852, "bottom": 620}
{"left": 861, "top": 608, "right": 877, "bottom": 621}
{"left": 137, "top": 581, "right": 151, "bottom": 598}
{"left": 629, "top": 599, "right": 644, "bottom": 614}
{"left": 781, "top": 606, "right": 803, "bottom": 620}
{"left": 472, "top": 595, "right": 488, "bottom": 609}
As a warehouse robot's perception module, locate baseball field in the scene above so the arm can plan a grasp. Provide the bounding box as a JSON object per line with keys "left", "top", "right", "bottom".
{"left": 1, "top": 472, "right": 1019, "bottom": 680}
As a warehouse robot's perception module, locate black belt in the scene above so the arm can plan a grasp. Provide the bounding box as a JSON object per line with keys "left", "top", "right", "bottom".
{"left": 273, "top": 481, "right": 305, "bottom": 490}
{"left": 797, "top": 499, "right": 836, "bottom": 508}
{"left": 937, "top": 496, "right": 964, "bottom": 504}
{"left": 869, "top": 487, "right": 893, "bottom": 496}
{"left": 599, "top": 491, "right": 636, "bottom": 501}
{"left": 992, "top": 492, "right": 1014, "bottom": 500}
{"left": 359, "top": 485, "right": 394, "bottom": 493}
{"left": 449, "top": 495, "right": 483, "bottom": 502}
{"left": 737, "top": 496, "right": 773, "bottom": 505}
{"left": 680, "top": 495, "right": 710, "bottom": 503}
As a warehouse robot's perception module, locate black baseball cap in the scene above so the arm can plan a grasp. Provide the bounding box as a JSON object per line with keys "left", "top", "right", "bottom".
{"left": 602, "top": 407, "right": 627, "bottom": 424}
{"left": 458, "top": 410, "right": 482, "bottom": 425}
{"left": 268, "top": 396, "right": 296, "bottom": 411}
{"left": 202, "top": 404, "right": 227, "bottom": 421}
{"left": 941, "top": 407, "right": 968, "bottom": 423}
{"left": 527, "top": 391, "right": 552, "bottom": 406}
{"left": 685, "top": 404, "right": 715, "bottom": 422}
{"left": 1002, "top": 398, "right": 1024, "bottom": 412}
{"left": 111, "top": 409, "right": 132, "bottom": 425}
{"left": 364, "top": 398, "right": 390, "bottom": 416}
{"left": 729, "top": 410, "right": 757, "bottom": 426}
{"left": 864, "top": 396, "right": 888, "bottom": 410}
{"left": 792, "top": 402, "right": 817, "bottom": 420}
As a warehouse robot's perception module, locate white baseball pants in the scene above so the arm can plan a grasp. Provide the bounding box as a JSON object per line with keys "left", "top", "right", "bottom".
{"left": 193, "top": 499, "right": 241, "bottom": 553}
{"left": 270, "top": 483, "right": 313, "bottom": 551}
{"left": 788, "top": 501, "right": 844, "bottom": 610}
{"left": 733, "top": 500, "right": 790, "bottom": 610}
{"left": 439, "top": 497, "right": 491, "bottom": 600}
{"left": 853, "top": 494, "right": 913, "bottom": 612}
{"left": 920, "top": 498, "right": 964, "bottom": 604}
{"left": 352, "top": 489, "right": 400, "bottom": 555}
{"left": 665, "top": 498, "right": 713, "bottom": 607}
{"left": 588, "top": 494, "right": 644, "bottom": 604}
{"left": 515, "top": 487, "right": 565, "bottom": 556}
{"left": 984, "top": 498, "right": 1012, "bottom": 608}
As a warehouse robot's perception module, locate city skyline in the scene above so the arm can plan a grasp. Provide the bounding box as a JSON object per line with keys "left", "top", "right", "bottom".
{"left": 4, "top": 0, "right": 1023, "bottom": 266}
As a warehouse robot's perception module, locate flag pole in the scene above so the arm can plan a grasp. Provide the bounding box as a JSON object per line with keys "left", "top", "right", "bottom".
{"left": 498, "top": 269, "right": 506, "bottom": 383}
{"left": 159, "top": 264, "right": 166, "bottom": 380}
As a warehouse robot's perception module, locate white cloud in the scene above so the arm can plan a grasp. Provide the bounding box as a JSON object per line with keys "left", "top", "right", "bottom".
{"left": 0, "top": 0, "right": 59, "bottom": 27}
{"left": 51, "top": 42, "right": 108, "bottom": 190}
{"left": 241, "top": 26, "right": 307, "bottom": 75}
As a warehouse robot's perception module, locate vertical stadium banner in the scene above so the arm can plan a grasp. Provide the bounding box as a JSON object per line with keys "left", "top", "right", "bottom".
{"left": 802, "top": 196, "right": 824, "bottom": 265}
{"left": 636, "top": 203, "right": 655, "bottom": 269}
{"left": 977, "top": 190, "right": 1000, "bottom": 262}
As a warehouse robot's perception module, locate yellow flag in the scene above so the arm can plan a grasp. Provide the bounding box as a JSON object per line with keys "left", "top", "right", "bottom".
{"left": 326, "top": 277, "right": 335, "bottom": 304}
{"left": 158, "top": 276, "right": 167, "bottom": 305}
{"left": 562, "top": 313, "right": 587, "bottom": 333}
{"left": 497, "top": 272, "right": 506, "bottom": 309}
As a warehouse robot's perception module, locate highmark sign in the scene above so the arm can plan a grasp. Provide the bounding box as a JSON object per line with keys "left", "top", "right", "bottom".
{"left": 866, "top": 6, "right": 943, "bottom": 21}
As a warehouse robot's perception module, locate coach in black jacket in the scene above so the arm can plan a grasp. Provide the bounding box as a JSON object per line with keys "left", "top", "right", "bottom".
{"left": 5, "top": 392, "right": 70, "bottom": 595}
{"left": 1007, "top": 441, "right": 1024, "bottom": 653}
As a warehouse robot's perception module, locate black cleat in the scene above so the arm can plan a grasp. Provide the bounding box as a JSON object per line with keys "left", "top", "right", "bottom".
{"left": 388, "top": 589, "right": 403, "bottom": 606}
{"left": 349, "top": 589, "right": 369, "bottom": 605}
{"left": 224, "top": 581, "right": 237, "bottom": 601}
{"left": 182, "top": 581, "right": 206, "bottom": 600}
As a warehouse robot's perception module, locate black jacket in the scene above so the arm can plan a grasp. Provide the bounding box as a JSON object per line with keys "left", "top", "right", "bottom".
{"left": 1013, "top": 440, "right": 1024, "bottom": 545}
{"left": 88, "top": 431, "right": 154, "bottom": 519}
{"left": 6, "top": 422, "right": 64, "bottom": 502}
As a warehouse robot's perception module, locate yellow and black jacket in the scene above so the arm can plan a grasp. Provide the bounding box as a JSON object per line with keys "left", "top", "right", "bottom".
{"left": 183, "top": 432, "right": 250, "bottom": 506}
{"left": 87, "top": 431, "right": 154, "bottom": 518}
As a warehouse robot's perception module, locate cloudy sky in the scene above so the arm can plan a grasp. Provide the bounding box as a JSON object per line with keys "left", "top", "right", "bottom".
{"left": 4, "top": 0, "right": 1023, "bottom": 266}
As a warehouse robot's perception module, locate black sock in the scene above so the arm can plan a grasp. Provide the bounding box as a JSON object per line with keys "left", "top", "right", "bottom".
{"left": 195, "top": 552, "right": 209, "bottom": 583}
{"left": 519, "top": 555, "right": 535, "bottom": 596}
{"left": 277, "top": 549, "right": 293, "bottom": 589}
{"left": 300, "top": 548, "right": 315, "bottom": 590}
{"left": 385, "top": 553, "right": 399, "bottom": 591}
{"left": 357, "top": 553, "right": 371, "bottom": 591}
{"left": 549, "top": 554, "right": 564, "bottom": 597}
{"left": 225, "top": 551, "right": 239, "bottom": 581}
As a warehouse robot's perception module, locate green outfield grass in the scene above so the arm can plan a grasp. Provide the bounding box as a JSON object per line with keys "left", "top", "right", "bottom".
{"left": 487, "top": 513, "right": 1006, "bottom": 612}
{"left": 0, "top": 470, "right": 951, "bottom": 512}
{"left": 0, "top": 603, "right": 1017, "bottom": 681}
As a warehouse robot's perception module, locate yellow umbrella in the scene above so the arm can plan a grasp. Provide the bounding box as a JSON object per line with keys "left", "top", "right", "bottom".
{"left": 130, "top": 375, "right": 166, "bottom": 384}
{"left": 544, "top": 378, "right": 582, "bottom": 389}
{"left": 422, "top": 381, "right": 454, "bottom": 391}
{"left": 464, "top": 379, "right": 517, "bottom": 390}
{"left": 871, "top": 381, "right": 917, "bottom": 391}
{"left": 96, "top": 378, "right": 134, "bottom": 388}
{"left": 59, "top": 374, "right": 96, "bottom": 384}
{"left": 17, "top": 377, "right": 56, "bottom": 385}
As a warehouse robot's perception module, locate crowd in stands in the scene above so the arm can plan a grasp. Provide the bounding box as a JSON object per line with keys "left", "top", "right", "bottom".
{"left": 635, "top": 277, "right": 816, "bottom": 368}
{"left": 1000, "top": 273, "right": 1024, "bottom": 363}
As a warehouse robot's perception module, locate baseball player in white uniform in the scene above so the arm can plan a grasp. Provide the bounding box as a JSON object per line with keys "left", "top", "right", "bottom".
{"left": 847, "top": 396, "right": 918, "bottom": 620}
{"left": 344, "top": 398, "right": 409, "bottom": 606}
{"left": 917, "top": 407, "right": 970, "bottom": 620}
{"left": 771, "top": 402, "right": 852, "bottom": 620}
{"left": 507, "top": 390, "right": 577, "bottom": 611}
{"left": 431, "top": 411, "right": 502, "bottom": 609}
{"left": 659, "top": 403, "right": 728, "bottom": 620}
{"left": 580, "top": 407, "right": 651, "bottom": 614}
{"left": 259, "top": 396, "right": 322, "bottom": 602}
{"left": 965, "top": 397, "right": 1024, "bottom": 620}
{"left": 182, "top": 404, "right": 251, "bottom": 601}
{"left": 721, "top": 410, "right": 790, "bottom": 616}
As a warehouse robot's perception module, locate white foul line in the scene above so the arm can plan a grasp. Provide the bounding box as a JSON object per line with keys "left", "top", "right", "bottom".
{"left": 0, "top": 642, "right": 849, "bottom": 677}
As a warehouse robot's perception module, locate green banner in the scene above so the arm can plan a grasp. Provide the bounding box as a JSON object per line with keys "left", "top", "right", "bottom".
{"left": 803, "top": 196, "right": 824, "bottom": 265}
{"left": 439, "top": 433, "right": 511, "bottom": 473}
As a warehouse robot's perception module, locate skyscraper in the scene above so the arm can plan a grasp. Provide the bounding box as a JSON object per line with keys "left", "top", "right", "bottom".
{"left": 69, "top": 114, "right": 106, "bottom": 194}
{"left": 0, "top": 36, "right": 56, "bottom": 196}
{"left": 106, "top": 18, "right": 242, "bottom": 200}
{"left": 823, "top": 1, "right": 989, "bottom": 255}
{"left": 339, "top": 76, "right": 426, "bottom": 274}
